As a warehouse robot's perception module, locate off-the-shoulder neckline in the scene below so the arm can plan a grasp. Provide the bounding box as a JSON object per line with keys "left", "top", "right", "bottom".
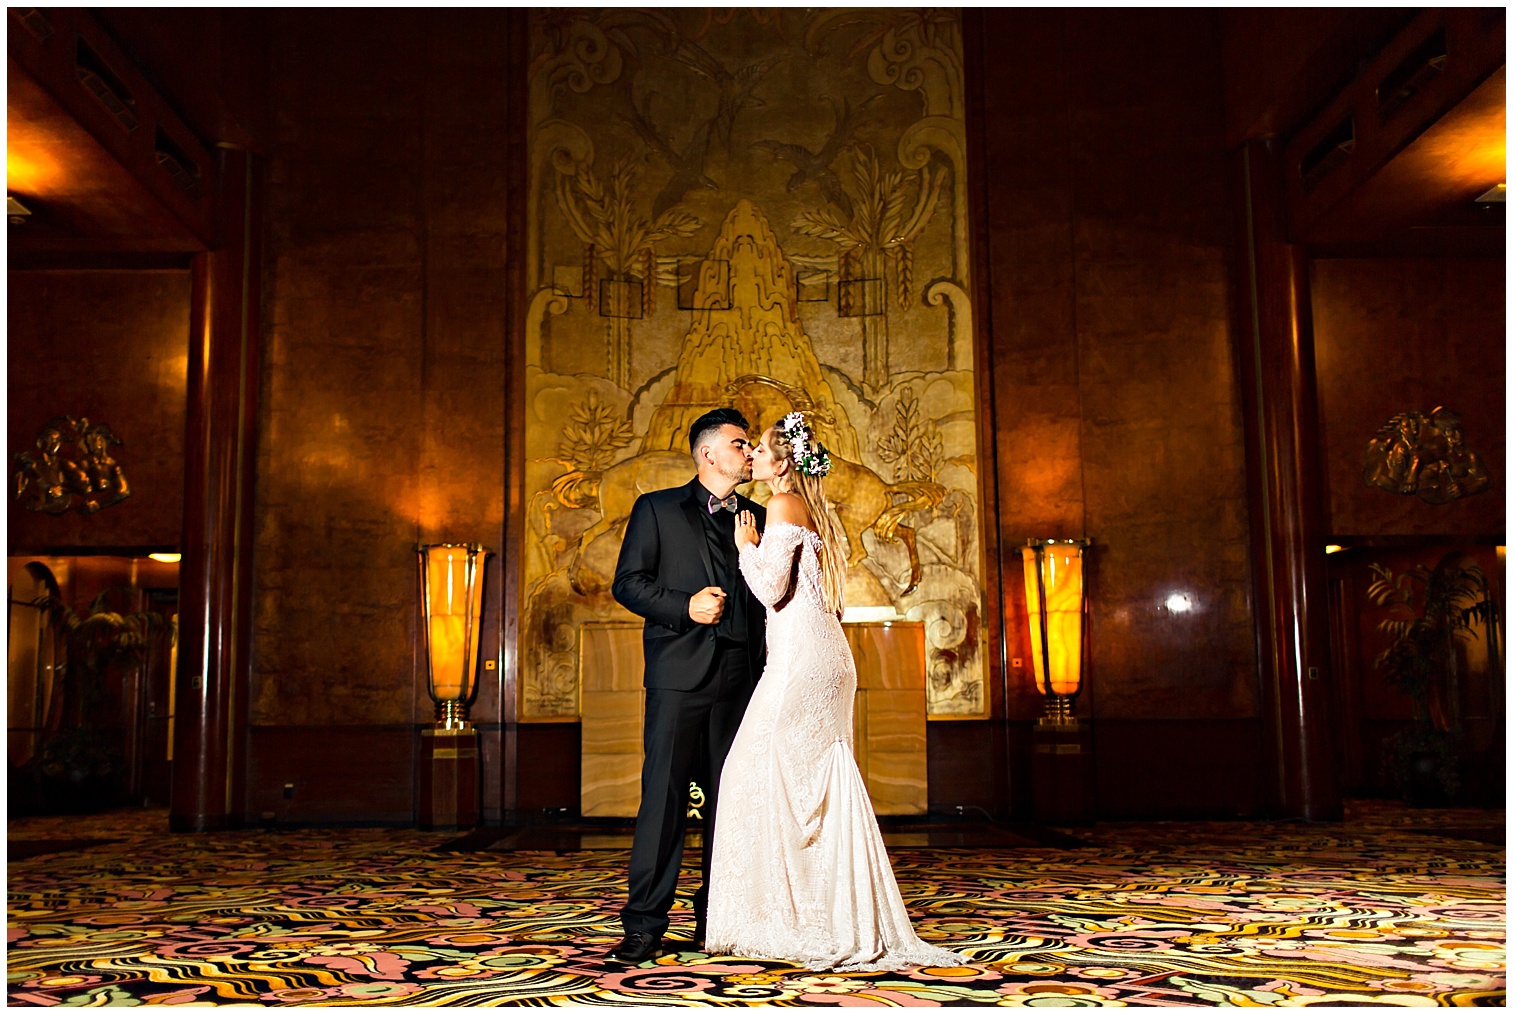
{"left": 764, "top": 520, "right": 821, "bottom": 538}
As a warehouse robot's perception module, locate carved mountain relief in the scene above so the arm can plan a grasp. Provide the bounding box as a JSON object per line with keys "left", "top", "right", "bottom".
{"left": 643, "top": 200, "right": 860, "bottom": 459}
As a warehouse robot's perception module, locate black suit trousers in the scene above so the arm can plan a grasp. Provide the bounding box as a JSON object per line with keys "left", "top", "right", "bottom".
{"left": 621, "top": 642, "right": 755, "bottom": 938}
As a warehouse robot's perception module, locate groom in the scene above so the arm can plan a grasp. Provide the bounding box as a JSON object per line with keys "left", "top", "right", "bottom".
{"left": 606, "top": 407, "right": 767, "bottom": 963}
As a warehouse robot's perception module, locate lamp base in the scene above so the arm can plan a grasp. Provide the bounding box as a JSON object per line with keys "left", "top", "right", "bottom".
{"left": 419, "top": 727, "right": 479, "bottom": 831}
{"left": 1031, "top": 718, "right": 1095, "bottom": 824}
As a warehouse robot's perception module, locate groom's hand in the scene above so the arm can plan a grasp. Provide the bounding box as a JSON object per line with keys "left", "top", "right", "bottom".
{"left": 688, "top": 586, "right": 727, "bottom": 624}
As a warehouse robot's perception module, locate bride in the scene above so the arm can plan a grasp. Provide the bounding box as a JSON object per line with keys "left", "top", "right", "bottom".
{"left": 704, "top": 411, "right": 966, "bottom": 972}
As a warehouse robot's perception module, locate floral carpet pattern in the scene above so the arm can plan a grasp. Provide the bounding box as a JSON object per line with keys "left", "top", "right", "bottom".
{"left": 7, "top": 804, "right": 1505, "bottom": 1006}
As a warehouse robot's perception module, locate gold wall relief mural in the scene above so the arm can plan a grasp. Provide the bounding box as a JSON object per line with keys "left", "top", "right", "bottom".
{"left": 1364, "top": 407, "right": 1493, "bottom": 504}
{"left": 12, "top": 416, "right": 132, "bottom": 515}
{"left": 524, "top": 8, "right": 983, "bottom": 720}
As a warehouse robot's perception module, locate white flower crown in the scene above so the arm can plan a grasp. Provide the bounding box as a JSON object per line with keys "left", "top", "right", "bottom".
{"left": 777, "top": 411, "right": 832, "bottom": 478}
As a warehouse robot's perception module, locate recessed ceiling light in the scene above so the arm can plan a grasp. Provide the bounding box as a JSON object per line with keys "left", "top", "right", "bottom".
{"left": 1475, "top": 183, "right": 1505, "bottom": 202}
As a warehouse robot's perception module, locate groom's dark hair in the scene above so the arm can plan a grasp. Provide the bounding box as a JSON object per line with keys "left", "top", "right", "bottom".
{"left": 689, "top": 407, "right": 750, "bottom": 454}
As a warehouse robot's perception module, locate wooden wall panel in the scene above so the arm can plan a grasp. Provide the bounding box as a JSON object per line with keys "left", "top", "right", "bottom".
{"left": 250, "top": 11, "right": 514, "bottom": 822}
{"left": 926, "top": 721, "right": 1007, "bottom": 815}
{"left": 1092, "top": 719, "right": 1267, "bottom": 819}
{"left": 8, "top": 270, "right": 191, "bottom": 551}
{"left": 513, "top": 724, "right": 581, "bottom": 814}
{"left": 978, "top": 9, "right": 1258, "bottom": 738}
{"left": 248, "top": 727, "right": 416, "bottom": 824}
{"left": 1312, "top": 258, "right": 1505, "bottom": 539}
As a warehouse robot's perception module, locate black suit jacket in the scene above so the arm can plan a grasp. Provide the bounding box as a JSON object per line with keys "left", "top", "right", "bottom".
{"left": 612, "top": 477, "right": 767, "bottom": 690}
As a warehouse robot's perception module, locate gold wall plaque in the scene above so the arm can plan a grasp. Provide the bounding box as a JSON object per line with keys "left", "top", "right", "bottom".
{"left": 1364, "top": 407, "right": 1492, "bottom": 504}
{"left": 12, "top": 416, "right": 131, "bottom": 515}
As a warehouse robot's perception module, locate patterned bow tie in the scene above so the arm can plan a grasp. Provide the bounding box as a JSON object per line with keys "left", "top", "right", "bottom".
{"left": 708, "top": 493, "right": 738, "bottom": 514}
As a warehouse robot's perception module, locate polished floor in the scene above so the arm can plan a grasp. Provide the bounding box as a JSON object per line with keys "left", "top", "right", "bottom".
{"left": 7, "top": 802, "right": 1505, "bottom": 1006}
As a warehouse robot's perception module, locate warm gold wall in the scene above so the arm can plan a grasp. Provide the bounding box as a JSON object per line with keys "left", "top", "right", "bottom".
{"left": 981, "top": 11, "right": 1257, "bottom": 724}
{"left": 248, "top": 11, "right": 512, "bottom": 821}
{"left": 523, "top": 9, "right": 985, "bottom": 720}
{"left": 976, "top": 10, "right": 1266, "bottom": 815}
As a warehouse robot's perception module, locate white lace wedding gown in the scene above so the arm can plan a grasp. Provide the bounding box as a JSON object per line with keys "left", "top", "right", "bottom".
{"left": 705, "top": 522, "right": 966, "bottom": 972}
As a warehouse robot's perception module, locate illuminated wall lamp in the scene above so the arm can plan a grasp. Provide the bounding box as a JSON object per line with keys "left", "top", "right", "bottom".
{"left": 415, "top": 542, "right": 490, "bottom": 831}
{"left": 417, "top": 542, "right": 489, "bottom": 729}
{"left": 8, "top": 195, "right": 32, "bottom": 225}
{"left": 1022, "top": 538, "right": 1091, "bottom": 725}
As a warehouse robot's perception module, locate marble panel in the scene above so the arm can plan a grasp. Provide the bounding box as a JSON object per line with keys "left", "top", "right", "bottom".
{"left": 851, "top": 692, "right": 869, "bottom": 775}
{"left": 580, "top": 691, "right": 644, "bottom": 756}
{"left": 845, "top": 624, "right": 926, "bottom": 691}
{"left": 579, "top": 624, "right": 646, "bottom": 693}
{"left": 580, "top": 751, "right": 642, "bottom": 819}
{"left": 862, "top": 692, "right": 929, "bottom": 756}
{"left": 579, "top": 626, "right": 647, "bottom": 815}
{"left": 865, "top": 755, "right": 930, "bottom": 816}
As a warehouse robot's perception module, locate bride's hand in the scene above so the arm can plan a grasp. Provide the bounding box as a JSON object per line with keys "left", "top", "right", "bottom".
{"left": 735, "top": 510, "right": 760, "bottom": 548}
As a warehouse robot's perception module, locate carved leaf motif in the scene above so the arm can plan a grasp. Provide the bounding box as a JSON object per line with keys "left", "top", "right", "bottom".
{"left": 794, "top": 145, "right": 939, "bottom": 268}
{"left": 555, "top": 155, "right": 702, "bottom": 281}
{"left": 793, "top": 209, "right": 861, "bottom": 248}
{"left": 557, "top": 392, "right": 633, "bottom": 472}
{"left": 875, "top": 387, "right": 945, "bottom": 483}
{"left": 646, "top": 210, "right": 702, "bottom": 243}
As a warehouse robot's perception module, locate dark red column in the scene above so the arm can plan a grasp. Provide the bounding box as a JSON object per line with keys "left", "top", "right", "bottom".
{"left": 171, "top": 147, "right": 262, "bottom": 832}
{"left": 1231, "top": 140, "right": 1341, "bottom": 821}
{"left": 497, "top": 9, "right": 530, "bottom": 819}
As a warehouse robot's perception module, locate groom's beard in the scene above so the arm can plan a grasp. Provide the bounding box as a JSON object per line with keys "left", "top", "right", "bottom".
{"left": 719, "top": 461, "right": 753, "bottom": 486}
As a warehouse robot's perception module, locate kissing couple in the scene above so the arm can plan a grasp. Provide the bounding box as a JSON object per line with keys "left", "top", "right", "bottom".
{"left": 607, "top": 406, "right": 965, "bottom": 972}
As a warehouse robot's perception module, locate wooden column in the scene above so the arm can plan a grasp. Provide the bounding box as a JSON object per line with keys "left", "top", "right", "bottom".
{"left": 497, "top": 8, "right": 530, "bottom": 819}
{"left": 1231, "top": 140, "right": 1341, "bottom": 822}
{"left": 961, "top": 6, "right": 1015, "bottom": 820}
{"left": 171, "top": 147, "right": 262, "bottom": 832}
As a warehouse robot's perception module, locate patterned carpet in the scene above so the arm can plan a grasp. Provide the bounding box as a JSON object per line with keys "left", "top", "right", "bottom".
{"left": 7, "top": 803, "right": 1505, "bottom": 1006}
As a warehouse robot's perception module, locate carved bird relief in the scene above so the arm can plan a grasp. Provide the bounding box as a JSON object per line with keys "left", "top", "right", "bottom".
{"left": 618, "top": 95, "right": 719, "bottom": 220}
{"left": 670, "top": 38, "right": 786, "bottom": 156}
{"left": 752, "top": 93, "right": 879, "bottom": 218}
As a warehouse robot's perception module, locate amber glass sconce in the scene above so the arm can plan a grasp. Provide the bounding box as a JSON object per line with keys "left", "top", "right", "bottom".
{"left": 415, "top": 542, "right": 489, "bottom": 830}
{"left": 417, "top": 543, "right": 488, "bottom": 728}
{"left": 1021, "top": 538, "right": 1091, "bottom": 725}
{"left": 1023, "top": 537, "right": 1094, "bottom": 822}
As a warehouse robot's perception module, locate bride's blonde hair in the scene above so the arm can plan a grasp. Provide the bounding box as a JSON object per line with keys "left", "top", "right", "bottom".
{"left": 766, "top": 419, "right": 846, "bottom": 615}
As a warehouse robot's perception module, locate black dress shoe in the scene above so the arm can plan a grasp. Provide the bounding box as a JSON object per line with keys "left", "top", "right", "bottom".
{"left": 607, "top": 931, "right": 662, "bottom": 963}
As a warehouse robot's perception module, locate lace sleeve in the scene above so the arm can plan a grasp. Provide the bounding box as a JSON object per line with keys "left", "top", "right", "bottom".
{"left": 738, "top": 522, "right": 807, "bottom": 608}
